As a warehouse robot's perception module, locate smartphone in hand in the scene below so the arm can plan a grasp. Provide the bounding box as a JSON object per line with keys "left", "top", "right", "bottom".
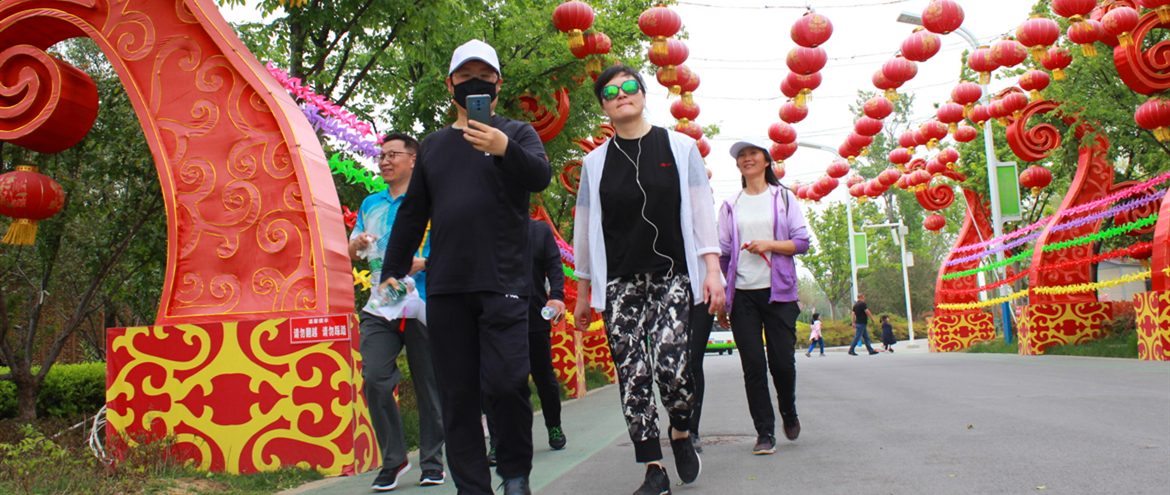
{"left": 466, "top": 95, "right": 492, "bottom": 126}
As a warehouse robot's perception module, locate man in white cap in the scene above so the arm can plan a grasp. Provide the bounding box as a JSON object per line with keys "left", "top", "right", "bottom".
{"left": 380, "top": 39, "right": 550, "bottom": 495}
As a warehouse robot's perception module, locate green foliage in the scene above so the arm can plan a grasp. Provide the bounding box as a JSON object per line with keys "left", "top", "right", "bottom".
{"left": 964, "top": 339, "right": 1019, "bottom": 354}
{"left": 1045, "top": 331, "right": 1138, "bottom": 359}
{"left": 0, "top": 363, "right": 106, "bottom": 419}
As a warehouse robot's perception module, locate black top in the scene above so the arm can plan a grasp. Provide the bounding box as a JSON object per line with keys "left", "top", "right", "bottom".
{"left": 599, "top": 126, "right": 687, "bottom": 278}
{"left": 853, "top": 301, "right": 869, "bottom": 325}
{"left": 529, "top": 219, "right": 565, "bottom": 332}
{"left": 383, "top": 115, "right": 551, "bottom": 296}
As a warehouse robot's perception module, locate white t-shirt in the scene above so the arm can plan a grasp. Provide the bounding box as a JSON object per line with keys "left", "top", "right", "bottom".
{"left": 735, "top": 190, "right": 774, "bottom": 290}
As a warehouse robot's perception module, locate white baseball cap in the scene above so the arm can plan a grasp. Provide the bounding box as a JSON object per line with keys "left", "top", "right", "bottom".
{"left": 449, "top": 39, "right": 501, "bottom": 76}
{"left": 729, "top": 137, "right": 774, "bottom": 162}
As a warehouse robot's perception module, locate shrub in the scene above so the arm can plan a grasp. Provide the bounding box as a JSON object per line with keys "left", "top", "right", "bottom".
{"left": 1105, "top": 301, "right": 1136, "bottom": 337}
{"left": 0, "top": 362, "right": 106, "bottom": 419}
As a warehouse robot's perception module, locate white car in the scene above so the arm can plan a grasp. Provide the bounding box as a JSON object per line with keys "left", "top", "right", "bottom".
{"left": 706, "top": 330, "right": 736, "bottom": 354}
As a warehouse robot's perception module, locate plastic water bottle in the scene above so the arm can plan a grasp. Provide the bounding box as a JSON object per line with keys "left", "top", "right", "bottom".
{"left": 541, "top": 306, "right": 558, "bottom": 321}
{"left": 369, "top": 277, "right": 414, "bottom": 309}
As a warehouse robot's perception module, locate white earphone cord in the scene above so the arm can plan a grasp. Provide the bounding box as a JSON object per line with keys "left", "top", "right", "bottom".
{"left": 613, "top": 130, "right": 675, "bottom": 278}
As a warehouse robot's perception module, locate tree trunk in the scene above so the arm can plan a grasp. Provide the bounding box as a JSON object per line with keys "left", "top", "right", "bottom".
{"left": 15, "top": 373, "right": 39, "bottom": 421}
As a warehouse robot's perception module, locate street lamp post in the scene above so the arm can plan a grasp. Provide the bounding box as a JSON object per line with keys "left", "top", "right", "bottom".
{"left": 865, "top": 222, "right": 915, "bottom": 342}
{"left": 896, "top": 12, "right": 1014, "bottom": 343}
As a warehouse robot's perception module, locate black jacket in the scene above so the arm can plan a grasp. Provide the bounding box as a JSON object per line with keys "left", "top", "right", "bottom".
{"left": 528, "top": 219, "right": 565, "bottom": 331}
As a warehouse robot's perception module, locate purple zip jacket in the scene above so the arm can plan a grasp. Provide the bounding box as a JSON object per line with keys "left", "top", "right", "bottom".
{"left": 718, "top": 185, "right": 810, "bottom": 313}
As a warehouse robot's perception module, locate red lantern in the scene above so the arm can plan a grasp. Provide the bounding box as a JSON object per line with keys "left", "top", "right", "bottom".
{"left": 678, "top": 69, "right": 701, "bottom": 106}
{"left": 937, "top": 102, "right": 965, "bottom": 134}
{"left": 967, "top": 45, "right": 999, "bottom": 85}
{"left": 0, "top": 166, "right": 66, "bottom": 245}
{"left": 951, "top": 81, "right": 983, "bottom": 118}
{"left": 553, "top": 1, "right": 595, "bottom": 49}
{"left": 878, "top": 168, "right": 903, "bottom": 187}
{"left": 864, "top": 181, "right": 883, "bottom": 198}
{"left": 1042, "top": 46, "right": 1074, "bottom": 81}
{"left": 895, "top": 174, "right": 910, "bottom": 190}
{"left": 838, "top": 143, "right": 861, "bottom": 162}
{"left": 638, "top": 4, "right": 682, "bottom": 55}
{"left": 780, "top": 101, "right": 809, "bottom": 124}
{"left": 898, "top": 131, "right": 918, "bottom": 152}
{"left": 1052, "top": 0, "right": 1097, "bottom": 19}
{"left": 770, "top": 142, "right": 799, "bottom": 162}
{"left": 649, "top": 39, "right": 689, "bottom": 81}
{"left": 888, "top": 148, "right": 912, "bottom": 167}
{"left": 926, "top": 158, "right": 947, "bottom": 176}
{"left": 773, "top": 162, "right": 787, "bottom": 180}
{"left": 1019, "top": 165, "right": 1053, "bottom": 195}
{"left": 827, "top": 160, "right": 851, "bottom": 179}
{"left": 990, "top": 38, "right": 1028, "bottom": 68}
{"left": 907, "top": 158, "right": 927, "bottom": 171}
{"left": 1019, "top": 69, "right": 1051, "bottom": 101}
{"left": 658, "top": 64, "right": 693, "bottom": 95}
{"left": 582, "top": 32, "right": 612, "bottom": 73}
{"left": 791, "top": 11, "right": 834, "bottom": 48}
{"left": 671, "top": 98, "right": 700, "bottom": 123}
{"left": 780, "top": 77, "right": 800, "bottom": 100}
{"left": 1067, "top": 19, "right": 1103, "bottom": 57}
{"left": 873, "top": 69, "right": 904, "bottom": 101}
{"left": 924, "top": 213, "right": 947, "bottom": 233}
{"left": 1017, "top": 17, "right": 1061, "bottom": 62}
{"left": 786, "top": 71, "right": 822, "bottom": 107}
{"left": 816, "top": 176, "right": 840, "bottom": 195}
{"left": 1138, "top": 0, "right": 1170, "bottom": 24}
{"left": 937, "top": 148, "right": 960, "bottom": 168}
{"left": 871, "top": 179, "right": 890, "bottom": 193}
{"left": 864, "top": 96, "right": 894, "bottom": 120}
{"left": 855, "top": 117, "right": 884, "bottom": 137}
{"left": 849, "top": 183, "right": 867, "bottom": 199}
{"left": 1102, "top": 6, "right": 1141, "bottom": 48}
{"left": 910, "top": 169, "right": 933, "bottom": 190}
{"left": 697, "top": 137, "right": 711, "bottom": 158}
{"left": 769, "top": 122, "right": 798, "bottom": 144}
{"left": 921, "top": 120, "right": 948, "bottom": 149}
{"left": 847, "top": 174, "right": 865, "bottom": 187}
{"left": 674, "top": 120, "right": 703, "bottom": 140}
{"left": 901, "top": 28, "right": 942, "bottom": 62}
{"left": 954, "top": 124, "right": 979, "bottom": 143}
{"left": 989, "top": 98, "right": 1010, "bottom": 125}
{"left": 1002, "top": 92, "right": 1029, "bottom": 120}
{"left": 847, "top": 132, "right": 874, "bottom": 153}
{"left": 969, "top": 104, "right": 991, "bottom": 126}
{"left": 570, "top": 39, "right": 590, "bottom": 60}
{"left": 922, "top": 0, "right": 965, "bottom": 35}
{"left": 1135, "top": 98, "right": 1170, "bottom": 141}
{"left": 787, "top": 46, "right": 828, "bottom": 75}
{"left": 882, "top": 56, "right": 918, "bottom": 84}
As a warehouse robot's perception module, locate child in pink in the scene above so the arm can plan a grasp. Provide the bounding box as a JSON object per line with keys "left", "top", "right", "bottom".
{"left": 805, "top": 313, "right": 824, "bottom": 357}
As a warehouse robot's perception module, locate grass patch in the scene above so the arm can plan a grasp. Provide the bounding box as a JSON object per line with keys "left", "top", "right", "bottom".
{"left": 964, "top": 339, "right": 1018, "bottom": 354}
{"left": 1045, "top": 331, "right": 1138, "bottom": 359}
{"left": 0, "top": 416, "right": 323, "bottom": 495}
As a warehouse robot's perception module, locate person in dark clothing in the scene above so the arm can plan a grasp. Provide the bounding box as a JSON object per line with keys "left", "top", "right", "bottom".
{"left": 486, "top": 219, "right": 568, "bottom": 459}
{"left": 880, "top": 314, "right": 896, "bottom": 352}
{"left": 848, "top": 294, "right": 880, "bottom": 356}
{"left": 687, "top": 302, "right": 714, "bottom": 454}
{"left": 572, "top": 65, "right": 724, "bottom": 495}
{"left": 380, "top": 39, "right": 550, "bottom": 495}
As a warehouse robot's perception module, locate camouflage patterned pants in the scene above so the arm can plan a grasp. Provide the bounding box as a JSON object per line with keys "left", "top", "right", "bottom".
{"left": 603, "top": 272, "right": 694, "bottom": 462}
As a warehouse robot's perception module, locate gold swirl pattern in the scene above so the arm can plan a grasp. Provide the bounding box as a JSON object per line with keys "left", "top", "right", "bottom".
{"left": 928, "top": 312, "right": 994, "bottom": 352}
{"left": 581, "top": 334, "right": 617, "bottom": 383}
{"left": 550, "top": 326, "right": 586, "bottom": 398}
{"left": 106, "top": 317, "right": 376, "bottom": 475}
{"left": 1134, "top": 291, "right": 1170, "bottom": 361}
{"left": 1018, "top": 302, "right": 1111, "bottom": 355}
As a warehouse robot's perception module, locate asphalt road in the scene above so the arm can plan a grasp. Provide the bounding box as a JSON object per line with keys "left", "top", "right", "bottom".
{"left": 287, "top": 347, "right": 1170, "bottom": 495}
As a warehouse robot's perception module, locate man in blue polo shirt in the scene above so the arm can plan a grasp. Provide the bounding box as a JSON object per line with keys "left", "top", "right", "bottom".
{"left": 349, "top": 132, "right": 445, "bottom": 491}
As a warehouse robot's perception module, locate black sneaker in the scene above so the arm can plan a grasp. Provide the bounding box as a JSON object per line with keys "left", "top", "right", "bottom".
{"left": 668, "top": 427, "right": 700, "bottom": 484}
{"left": 782, "top": 414, "right": 801, "bottom": 441}
{"left": 419, "top": 469, "right": 445, "bottom": 486}
{"left": 869, "top": 350, "right": 880, "bottom": 355}
{"left": 633, "top": 463, "right": 671, "bottom": 495}
{"left": 752, "top": 434, "right": 776, "bottom": 455}
{"left": 691, "top": 432, "right": 703, "bottom": 454}
{"left": 848, "top": 351, "right": 858, "bottom": 356}
{"left": 501, "top": 476, "right": 531, "bottom": 495}
{"left": 371, "top": 460, "right": 411, "bottom": 491}
{"left": 548, "top": 425, "right": 567, "bottom": 450}
{"left": 488, "top": 447, "right": 497, "bottom": 467}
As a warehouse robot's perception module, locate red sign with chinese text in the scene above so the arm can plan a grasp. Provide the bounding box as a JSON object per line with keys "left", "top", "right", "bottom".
{"left": 289, "top": 314, "right": 352, "bottom": 344}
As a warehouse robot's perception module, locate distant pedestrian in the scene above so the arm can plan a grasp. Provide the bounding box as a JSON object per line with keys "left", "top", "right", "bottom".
{"left": 716, "top": 136, "right": 810, "bottom": 455}
{"left": 805, "top": 313, "right": 824, "bottom": 357}
{"left": 848, "top": 294, "right": 879, "bottom": 356}
{"left": 881, "top": 314, "right": 896, "bottom": 353}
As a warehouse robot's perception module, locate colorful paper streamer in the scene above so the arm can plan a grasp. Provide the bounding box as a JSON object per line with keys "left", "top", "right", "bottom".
{"left": 330, "top": 154, "right": 388, "bottom": 193}
{"left": 937, "top": 243, "right": 1152, "bottom": 295}
{"left": 937, "top": 270, "right": 1152, "bottom": 310}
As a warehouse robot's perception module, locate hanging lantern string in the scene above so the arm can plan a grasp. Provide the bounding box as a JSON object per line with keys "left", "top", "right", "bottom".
{"left": 942, "top": 214, "right": 1160, "bottom": 280}
{"left": 937, "top": 269, "right": 1153, "bottom": 310}
{"left": 945, "top": 189, "right": 1166, "bottom": 266}
{"left": 952, "top": 172, "right": 1170, "bottom": 255}
{"left": 937, "top": 242, "right": 1153, "bottom": 296}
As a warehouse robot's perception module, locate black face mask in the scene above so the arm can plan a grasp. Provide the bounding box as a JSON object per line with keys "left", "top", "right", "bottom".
{"left": 453, "top": 77, "right": 498, "bottom": 109}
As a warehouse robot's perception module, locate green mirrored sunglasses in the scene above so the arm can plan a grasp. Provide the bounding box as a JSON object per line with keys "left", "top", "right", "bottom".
{"left": 602, "top": 80, "right": 641, "bottom": 100}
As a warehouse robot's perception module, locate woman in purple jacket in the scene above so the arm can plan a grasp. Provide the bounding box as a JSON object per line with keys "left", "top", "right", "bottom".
{"left": 716, "top": 137, "right": 810, "bottom": 455}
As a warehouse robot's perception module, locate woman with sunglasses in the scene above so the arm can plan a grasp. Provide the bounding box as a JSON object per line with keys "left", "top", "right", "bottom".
{"left": 572, "top": 65, "right": 723, "bottom": 495}
{"left": 716, "top": 137, "right": 809, "bottom": 456}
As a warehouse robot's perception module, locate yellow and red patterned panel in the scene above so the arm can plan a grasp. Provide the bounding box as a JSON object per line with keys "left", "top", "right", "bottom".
{"left": 928, "top": 311, "right": 994, "bottom": 352}
{"left": 1133, "top": 291, "right": 1170, "bottom": 361}
{"left": 550, "top": 323, "right": 587, "bottom": 398}
{"left": 1018, "top": 303, "right": 1111, "bottom": 355}
{"left": 581, "top": 333, "right": 616, "bottom": 382}
{"left": 106, "top": 317, "right": 376, "bottom": 475}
